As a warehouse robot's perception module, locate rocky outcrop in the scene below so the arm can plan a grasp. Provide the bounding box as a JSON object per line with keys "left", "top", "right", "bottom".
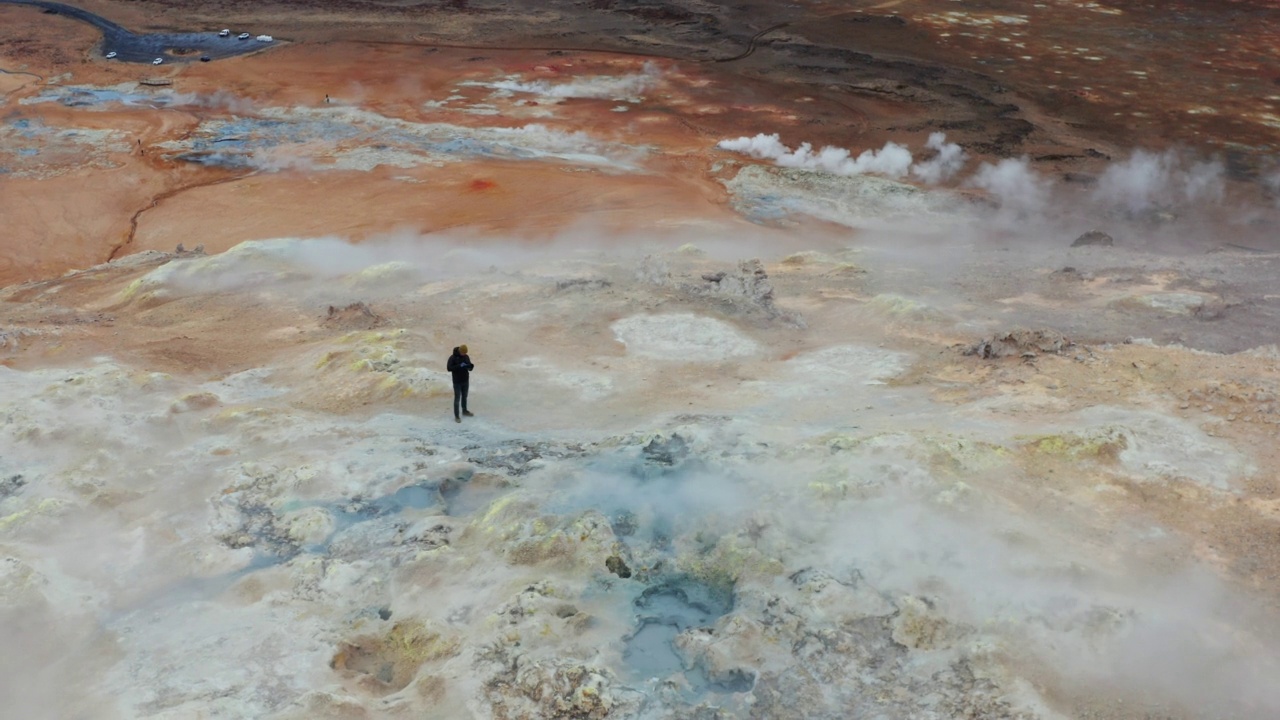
{"left": 965, "top": 328, "right": 1072, "bottom": 359}
{"left": 637, "top": 253, "right": 805, "bottom": 327}
{"left": 323, "top": 301, "right": 384, "bottom": 331}
{"left": 690, "top": 259, "right": 806, "bottom": 327}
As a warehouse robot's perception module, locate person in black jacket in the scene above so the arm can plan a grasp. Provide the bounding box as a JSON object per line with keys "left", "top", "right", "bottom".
{"left": 447, "top": 344, "right": 475, "bottom": 422}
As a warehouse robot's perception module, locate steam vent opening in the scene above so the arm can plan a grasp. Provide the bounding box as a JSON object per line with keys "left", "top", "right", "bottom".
{"left": 4, "top": 0, "right": 1280, "bottom": 718}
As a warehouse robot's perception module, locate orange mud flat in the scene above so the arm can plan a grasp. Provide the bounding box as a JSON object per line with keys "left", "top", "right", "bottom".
{"left": 2, "top": 0, "right": 1279, "bottom": 286}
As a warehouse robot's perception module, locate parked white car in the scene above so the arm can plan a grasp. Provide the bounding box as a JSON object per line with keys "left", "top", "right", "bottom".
{"left": 152, "top": 57, "right": 164, "bottom": 65}
{"left": 237, "top": 32, "right": 251, "bottom": 40}
{"left": 105, "top": 51, "right": 118, "bottom": 59}
{"left": 219, "top": 29, "right": 230, "bottom": 37}
{"left": 256, "top": 35, "right": 274, "bottom": 43}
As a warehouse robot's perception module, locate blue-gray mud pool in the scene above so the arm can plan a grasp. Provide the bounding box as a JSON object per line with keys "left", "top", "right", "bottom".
{"left": 623, "top": 581, "right": 736, "bottom": 684}
{"left": 1, "top": 0, "right": 274, "bottom": 63}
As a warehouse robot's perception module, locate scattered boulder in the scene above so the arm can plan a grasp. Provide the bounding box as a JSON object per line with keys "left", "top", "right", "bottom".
{"left": 1071, "top": 230, "right": 1114, "bottom": 247}
{"left": 692, "top": 259, "right": 805, "bottom": 327}
{"left": 0, "top": 475, "right": 26, "bottom": 500}
{"left": 965, "top": 329, "right": 1072, "bottom": 359}
{"left": 605, "top": 554, "right": 633, "bottom": 579}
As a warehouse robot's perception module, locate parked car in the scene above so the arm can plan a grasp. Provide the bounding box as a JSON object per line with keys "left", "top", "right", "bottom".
{"left": 152, "top": 57, "right": 164, "bottom": 65}
{"left": 105, "top": 51, "right": 118, "bottom": 59}
{"left": 237, "top": 32, "right": 251, "bottom": 40}
{"left": 200, "top": 56, "right": 212, "bottom": 62}
{"left": 219, "top": 29, "right": 230, "bottom": 37}
{"left": 256, "top": 35, "right": 274, "bottom": 43}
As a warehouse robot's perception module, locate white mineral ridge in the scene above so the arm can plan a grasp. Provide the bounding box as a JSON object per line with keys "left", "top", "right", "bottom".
{"left": 954, "top": 403, "right": 1254, "bottom": 490}
{"left": 740, "top": 344, "right": 913, "bottom": 404}
{"left": 611, "top": 313, "right": 758, "bottom": 360}
{"left": 1128, "top": 291, "right": 1210, "bottom": 315}
{"left": 723, "top": 163, "right": 973, "bottom": 230}
{"left": 127, "top": 238, "right": 436, "bottom": 300}
{"left": 196, "top": 368, "right": 285, "bottom": 403}
{"left": 1076, "top": 406, "right": 1255, "bottom": 489}
{"left": 786, "top": 344, "right": 912, "bottom": 385}
{"left": 129, "top": 239, "right": 311, "bottom": 297}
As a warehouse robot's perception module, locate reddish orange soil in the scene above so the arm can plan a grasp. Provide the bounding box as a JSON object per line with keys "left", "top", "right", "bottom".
{"left": 3, "top": 0, "right": 1279, "bottom": 285}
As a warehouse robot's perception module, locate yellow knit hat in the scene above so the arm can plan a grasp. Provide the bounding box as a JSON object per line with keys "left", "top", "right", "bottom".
{"left": 459, "top": 344, "right": 468, "bottom": 354}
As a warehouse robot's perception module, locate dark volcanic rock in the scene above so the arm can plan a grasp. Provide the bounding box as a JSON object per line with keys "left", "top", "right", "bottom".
{"left": 605, "top": 554, "right": 633, "bottom": 578}
{"left": 642, "top": 433, "right": 690, "bottom": 466}
{"left": 464, "top": 440, "right": 588, "bottom": 476}
{"left": 1071, "top": 230, "right": 1115, "bottom": 247}
{"left": 0, "top": 474, "right": 26, "bottom": 499}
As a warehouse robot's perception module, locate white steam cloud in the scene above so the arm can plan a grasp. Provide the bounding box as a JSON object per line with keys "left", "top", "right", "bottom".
{"left": 717, "top": 131, "right": 966, "bottom": 182}
{"left": 1094, "top": 150, "right": 1226, "bottom": 214}
{"left": 719, "top": 131, "right": 1244, "bottom": 229}
{"left": 1266, "top": 169, "right": 1280, "bottom": 206}
{"left": 968, "top": 156, "right": 1053, "bottom": 215}
{"left": 912, "top": 131, "right": 969, "bottom": 184}
{"left": 962, "top": 149, "right": 1229, "bottom": 221}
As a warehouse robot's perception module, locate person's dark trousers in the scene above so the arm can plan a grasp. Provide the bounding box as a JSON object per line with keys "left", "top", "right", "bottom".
{"left": 453, "top": 377, "right": 469, "bottom": 419}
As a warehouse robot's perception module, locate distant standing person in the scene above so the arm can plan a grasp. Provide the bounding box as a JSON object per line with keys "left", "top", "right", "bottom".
{"left": 448, "top": 344, "right": 475, "bottom": 423}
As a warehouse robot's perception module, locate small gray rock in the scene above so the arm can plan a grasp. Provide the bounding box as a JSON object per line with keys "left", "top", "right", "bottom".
{"left": 1071, "top": 230, "right": 1114, "bottom": 247}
